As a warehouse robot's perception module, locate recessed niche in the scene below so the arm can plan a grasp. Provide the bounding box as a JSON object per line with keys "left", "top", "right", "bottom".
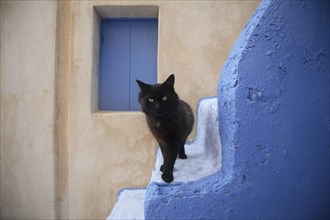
{"left": 92, "top": 5, "right": 159, "bottom": 113}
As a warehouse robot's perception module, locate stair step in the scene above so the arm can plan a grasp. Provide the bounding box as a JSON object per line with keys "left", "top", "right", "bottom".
{"left": 151, "top": 97, "right": 221, "bottom": 183}
{"left": 107, "top": 189, "right": 146, "bottom": 220}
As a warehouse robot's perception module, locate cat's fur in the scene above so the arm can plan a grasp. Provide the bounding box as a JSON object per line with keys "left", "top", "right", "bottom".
{"left": 136, "top": 74, "right": 194, "bottom": 183}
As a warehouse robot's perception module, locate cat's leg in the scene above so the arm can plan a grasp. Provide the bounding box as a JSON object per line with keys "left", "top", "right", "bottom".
{"left": 159, "top": 144, "right": 165, "bottom": 172}
{"left": 178, "top": 141, "right": 187, "bottom": 159}
{"left": 161, "top": 145, "right": 179, "bottom": 183}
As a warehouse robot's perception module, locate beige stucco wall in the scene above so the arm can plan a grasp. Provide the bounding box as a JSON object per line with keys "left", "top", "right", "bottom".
{"left": 1, "top": 0, "right": 259, "bottom": 219}
{"left": 0, "top": 1, "right": 57, "bottom": 219}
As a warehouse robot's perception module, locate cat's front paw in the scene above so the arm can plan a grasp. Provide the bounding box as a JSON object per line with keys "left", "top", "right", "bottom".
{"left": 161, "top": 173, "right": 174, "bottom": 183}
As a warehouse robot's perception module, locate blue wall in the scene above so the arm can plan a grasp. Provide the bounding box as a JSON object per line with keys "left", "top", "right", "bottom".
{"left": 145, "top": 0, "right": 330, "bottom": 218}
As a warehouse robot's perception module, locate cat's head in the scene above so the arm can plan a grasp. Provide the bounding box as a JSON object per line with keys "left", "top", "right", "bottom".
{"left": 136, "top": 74, "right": 179, "bottom": 117}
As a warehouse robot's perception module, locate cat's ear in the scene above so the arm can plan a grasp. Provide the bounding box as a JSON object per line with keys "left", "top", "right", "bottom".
{"left": 136, "top": 80, "right": 152, "bottom": 92}
{"left": 163, "top": 74, "right": 175, "bottom": 88}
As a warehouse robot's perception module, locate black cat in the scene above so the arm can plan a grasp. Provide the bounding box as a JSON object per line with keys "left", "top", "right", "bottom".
{"left": 136, "top": 74, "right": 194, "bottom": 183}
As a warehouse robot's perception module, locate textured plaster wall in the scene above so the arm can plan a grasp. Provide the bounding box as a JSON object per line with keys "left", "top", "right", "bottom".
{"left": 145, "top": 0, "right": 329, "bottom": 219}
{"left": 0, "top": 0, "right": 259, "bottom": 219}
{"left": 0, "top": 1, "right": 57, "bottom": 219}
{"left": 219, "top": 0, "right": 329, "bottom": 218}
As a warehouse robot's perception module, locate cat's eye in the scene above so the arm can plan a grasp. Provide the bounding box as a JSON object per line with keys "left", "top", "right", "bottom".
{"left": 162, "top": 96, "right": 168, "bottom": 101}
{"left": 148, "top": 98, "right": 154, "bottom": 103}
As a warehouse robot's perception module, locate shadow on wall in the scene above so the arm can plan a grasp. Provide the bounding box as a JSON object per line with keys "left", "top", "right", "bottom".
{"left": 145, "top": 0, "right": 330, "bottom": 219}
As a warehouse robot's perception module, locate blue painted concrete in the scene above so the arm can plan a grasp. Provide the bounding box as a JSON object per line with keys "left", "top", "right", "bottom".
{"left": 144, "top": 0, "right": 330, "bottom": 219}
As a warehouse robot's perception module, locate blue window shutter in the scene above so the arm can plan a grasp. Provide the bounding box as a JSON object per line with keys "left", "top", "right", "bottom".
{"left": 99, "top": 19, "right": 158, "bottom": 111}
{"left": 130, "top": 20, "right": 158, "bottom": 110}
{"left": 99, "top": 20, "right": 130, "bottom": 111}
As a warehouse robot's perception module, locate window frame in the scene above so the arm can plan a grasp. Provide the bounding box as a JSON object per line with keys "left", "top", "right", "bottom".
{"left": 98, "top": 18, "right": 158, "bottom": 111}
{"left": 92, "top": 6, "right": 159, "bottom": 113}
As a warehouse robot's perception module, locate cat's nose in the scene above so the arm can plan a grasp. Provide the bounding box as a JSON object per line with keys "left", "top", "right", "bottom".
{"left": 155, "top": 103, "right": 160, "bottom": 109}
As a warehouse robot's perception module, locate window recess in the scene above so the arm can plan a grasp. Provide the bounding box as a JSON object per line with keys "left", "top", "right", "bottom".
{"left": 99, "top": 18, "right": 158, "bottom": 111}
